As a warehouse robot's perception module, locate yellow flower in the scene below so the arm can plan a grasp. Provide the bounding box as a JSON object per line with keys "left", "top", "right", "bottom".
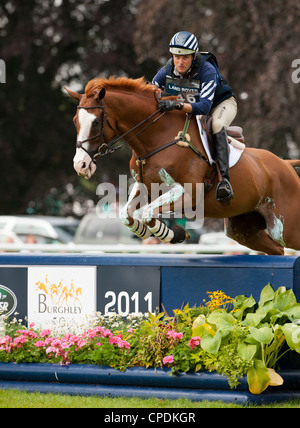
{"left": 206, "top": 290, "right": 235, "bottom": 310}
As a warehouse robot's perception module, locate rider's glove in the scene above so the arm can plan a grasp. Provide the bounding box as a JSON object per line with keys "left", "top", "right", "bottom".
{"left": 158, "top": 100, "right": 184, "bottom": 112}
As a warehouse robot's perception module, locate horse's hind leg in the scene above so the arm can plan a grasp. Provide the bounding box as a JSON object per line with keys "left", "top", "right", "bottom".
{"left": 225, "top": 211, "right": 285, "bottom": 255}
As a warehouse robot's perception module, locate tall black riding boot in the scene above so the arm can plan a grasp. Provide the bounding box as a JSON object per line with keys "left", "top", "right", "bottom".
{"left": 213, "top": 127, "right": 234, "bottom": 203}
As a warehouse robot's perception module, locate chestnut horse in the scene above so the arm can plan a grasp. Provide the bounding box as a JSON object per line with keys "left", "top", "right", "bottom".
{"left": 66, "top": 77, "right": 300, "bottom": 255}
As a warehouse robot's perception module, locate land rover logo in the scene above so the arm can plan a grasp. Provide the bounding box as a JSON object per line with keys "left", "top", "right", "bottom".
{"left": 0, "top": 285, "right": 17, "bottom": 317}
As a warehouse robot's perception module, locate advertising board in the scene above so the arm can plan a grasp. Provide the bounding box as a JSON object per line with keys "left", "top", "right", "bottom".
{"left": 27, "top": 266, "right": 96, "bottom": 330}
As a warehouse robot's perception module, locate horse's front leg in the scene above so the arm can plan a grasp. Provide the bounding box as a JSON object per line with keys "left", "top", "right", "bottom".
{"left": 119, "top": 181, "right": 152, "bottom": 240}
{"left": 140, "top": 174, "right": 190, "bottom": 244}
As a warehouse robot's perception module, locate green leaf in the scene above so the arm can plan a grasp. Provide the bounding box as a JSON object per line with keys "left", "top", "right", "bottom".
{"left": 258, "top": 283, "right": 275, "bottom": 307}
{"left": 247, "top": 359, "right": 270, "bottom": 394}
{"left": 249, "top": 326, "right": 274, "bottom": 344}
{"left": 206, "top": 311, "right": 236, "bottom": 338}
{"left": 284, "top": 304, "right": 300, "bottom": 321}
{"left": 281, "top": 323, "right": 300, "bottom": 351}
{"left": 207, "top": 310, "right": 236, "bottom": 325}
{"left": 244, "top": 312, "right": 266, "bottom": 327}
{"left": 237, "top": 342, "right": 257, "bottom": 362}
{"left": 192, "top": 314, "right": 206, "bottom": 330}
{"left": 232, "top": 294, "right": 256, "bottom": 320}
{"left": 274, "top": 288, "right": 297, "bottom": 312}
{"left": 200, "top": 331, "right": 222, "bottom": 355}
{"left": 192, "top": 325, "right": 204, "bottom": 337}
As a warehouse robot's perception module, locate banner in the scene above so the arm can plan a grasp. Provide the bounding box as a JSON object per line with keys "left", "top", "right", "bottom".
{"left": 28, "top": 266, "right": 96, "bottom": 330}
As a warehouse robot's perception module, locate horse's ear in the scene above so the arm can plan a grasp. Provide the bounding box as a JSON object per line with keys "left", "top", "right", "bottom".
{"left": 64, "top": 87, "right": 82, "bottom": 102}
{"left": 94, "top": 87, "right": 106, "bottom": 102}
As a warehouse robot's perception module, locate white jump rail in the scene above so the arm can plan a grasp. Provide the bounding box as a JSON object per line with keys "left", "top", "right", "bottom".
{"left": 0, "top": 243, "right": 298, "bottom": 255}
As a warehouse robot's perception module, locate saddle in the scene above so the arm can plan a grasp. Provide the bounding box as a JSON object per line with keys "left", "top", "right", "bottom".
{"left": 201, "top": 115, "right": 245, "bottom": 148}
{"left": 226, "top": 126, "right": 244, "bottom": 144}
{"left": 198, "top": 115, "right": 245, "bottom": 193}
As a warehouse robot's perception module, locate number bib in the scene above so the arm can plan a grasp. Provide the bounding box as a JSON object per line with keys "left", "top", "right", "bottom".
{"left": 165, "top": 76, "right": 201, "bottom": 103}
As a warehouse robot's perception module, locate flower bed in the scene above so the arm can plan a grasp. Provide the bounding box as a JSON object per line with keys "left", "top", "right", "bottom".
{"left": 1, "top": 284, "right": 300, "bottom": 395}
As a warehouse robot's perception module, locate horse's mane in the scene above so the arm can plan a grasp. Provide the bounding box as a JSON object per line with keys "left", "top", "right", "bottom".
{"left": 85, "top": 76, "right": 159, "bottom": 98}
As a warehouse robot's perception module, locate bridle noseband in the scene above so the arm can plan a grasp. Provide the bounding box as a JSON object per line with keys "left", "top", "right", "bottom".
{"left": 76, "top": 101, "right": 121, "bottom": 162}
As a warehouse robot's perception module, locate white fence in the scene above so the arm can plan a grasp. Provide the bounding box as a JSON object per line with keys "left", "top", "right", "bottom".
{"left": 0, "top": 242, "right": 298, "bottom": 255}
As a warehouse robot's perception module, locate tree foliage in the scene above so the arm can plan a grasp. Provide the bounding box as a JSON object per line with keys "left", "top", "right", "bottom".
{"left": 135, "top": 0, "right": 300, "bottom": 155}
{"left": 0, "top": 0, "right": 299, "bottom": 215}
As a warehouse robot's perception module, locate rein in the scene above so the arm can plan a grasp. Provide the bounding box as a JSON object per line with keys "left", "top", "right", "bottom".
{"left": 76, "top": 101, "right": 166, "bottom": 162}
{"left": 133, "top": 114, "right": 210, "bottom": 183}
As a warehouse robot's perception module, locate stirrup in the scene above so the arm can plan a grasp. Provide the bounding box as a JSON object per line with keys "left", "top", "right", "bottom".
{"left": 216, "top": 179, "right": 234, "bottom": 205}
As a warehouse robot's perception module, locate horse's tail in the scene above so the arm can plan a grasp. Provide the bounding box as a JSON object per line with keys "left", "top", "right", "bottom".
{"left": 285, "top": 159, "right": 300, "bottom": 168}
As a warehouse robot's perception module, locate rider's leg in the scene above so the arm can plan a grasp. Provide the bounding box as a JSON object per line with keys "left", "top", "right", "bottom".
{"left": 211, "top": 97, "right": 237, "bottom": 203}
{"left": 213, "top": 127, "right": 234, "bottom": 201}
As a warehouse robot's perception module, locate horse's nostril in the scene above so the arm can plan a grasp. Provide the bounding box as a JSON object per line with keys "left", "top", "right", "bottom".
{"left": 82, "top": 162, "right": 86, "bottom": 168}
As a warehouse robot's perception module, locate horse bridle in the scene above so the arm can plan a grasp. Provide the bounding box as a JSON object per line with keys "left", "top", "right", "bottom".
{"left": 76, "top": 100, "right": 120, "bottom": 162}
{"left": 75, "top": 99, "right": 210, "bottom": 176}
{"left": 76, "top": 100, "right": 165, "bottom": 163}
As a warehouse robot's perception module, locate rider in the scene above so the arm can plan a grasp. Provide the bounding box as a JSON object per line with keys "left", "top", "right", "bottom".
{"left": 152, "top": 31, "right": 237, "bottom": 203}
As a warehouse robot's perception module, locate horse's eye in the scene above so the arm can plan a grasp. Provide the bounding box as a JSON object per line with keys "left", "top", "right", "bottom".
{"left": 93, "top": 119, "right": 100, "bottom": 127}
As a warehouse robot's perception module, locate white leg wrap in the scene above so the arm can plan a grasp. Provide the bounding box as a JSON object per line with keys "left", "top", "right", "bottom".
{"left": 128, "top": 219, "right": 152, "bottom": 240}
{"left": 148, "top": 219, "right": 174, "bottom": 243}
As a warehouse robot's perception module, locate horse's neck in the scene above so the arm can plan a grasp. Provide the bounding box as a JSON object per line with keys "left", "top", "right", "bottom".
{"left": 107, "top": 91, "right": 160, "bottom": 155}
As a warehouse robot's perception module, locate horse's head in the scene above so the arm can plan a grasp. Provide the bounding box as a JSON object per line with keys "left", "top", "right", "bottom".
{"left": 65, "top": 87, "right": 113, "bottom": 179}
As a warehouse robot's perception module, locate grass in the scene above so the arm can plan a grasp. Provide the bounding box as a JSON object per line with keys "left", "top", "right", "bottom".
{"left": 0, "top": 389, "right": 300, "bottom": 408}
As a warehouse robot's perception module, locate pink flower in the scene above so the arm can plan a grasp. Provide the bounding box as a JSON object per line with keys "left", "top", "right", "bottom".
{"left": 109, "top": 336, "right": 122, "bottom": 345}
{"left": 93, "top": 326, "right": 105, "bottom": 333}
{"left": 50, "top": 338, "right": 61, "bottom": 347}
{"left": 102, "top": 329, "right": 113, "bottom": 338}
{"left": 60, "top": 342, "right": 70, "bottom": 350}
{"left": 163, "top": 355, "right": 174, "bottom": 365}
{"left": 188, "top": 336, "right": 201, "bottom": 350}
{"left": 29, "top": 323, "right": 35, "bottom": 328}
{"left": 0, "top": 345, "right": 11, "bottom": 352}
{"left": 44, "top": 337, "right": 52, "bottom": 345}
{"left": 13, "top": 336, "right": 27, "bottom": 346}
{"left": 16, "top": 330, "right": 38, "bottom": 339}
{"left": 77, "top": 339, "right": 87, "bottom": 349}
{"left": 127, "top": 328, "right": 135, "bottom": 333}
{"left": 87, "top": 330, "right": 97, "bottom": 339}
{"left": 118, "top": 340, "right": 130, "bottom": 349}
{"left": 167, "top": 330, "right": 183, "bottom": 341}
{"left": 40, "top": 329, "right": 51, "bottom": 338}
{"left": 96, "top": 342, "right": 102, "bottom": 347}
{"left": 0, "top": 336, "right": 12, "bottom": 345}
{"left": 46, "top": 346, "right": 56, "bottom": 354}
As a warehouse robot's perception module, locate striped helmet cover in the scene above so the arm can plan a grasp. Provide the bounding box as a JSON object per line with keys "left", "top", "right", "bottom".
{"left": 169, "top": 31, "right": 199, "bottom": 52}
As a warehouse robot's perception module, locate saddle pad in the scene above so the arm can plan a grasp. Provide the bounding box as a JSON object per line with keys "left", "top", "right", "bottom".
{"left": 196, "top": 116, "right": 245, "bottom": 168}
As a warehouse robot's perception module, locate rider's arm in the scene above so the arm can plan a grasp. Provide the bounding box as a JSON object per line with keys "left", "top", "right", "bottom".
{"left": 152, "top": 66, "right": 167, "bottom": 91}
{"left": 187, "top": 62, "right": 217, "bottom": 115}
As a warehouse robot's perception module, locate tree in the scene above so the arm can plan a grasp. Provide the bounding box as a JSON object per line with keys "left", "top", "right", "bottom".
{"left": 134, "top": 0, "right": 300, "bottom": 157}
{"left": 0, "top": 0, "right": 140, "bottom": 215}
{"left": 1, "top": 0, "right": 299, "bottom": 216}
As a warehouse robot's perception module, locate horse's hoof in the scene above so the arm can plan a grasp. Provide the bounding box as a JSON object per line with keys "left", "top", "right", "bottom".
{"left": 170, "top": 225, "right": 189, "bottom": 244}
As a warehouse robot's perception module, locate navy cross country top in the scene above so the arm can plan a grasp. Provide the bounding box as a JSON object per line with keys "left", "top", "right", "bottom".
{"left": 152, "top": 53, "right": 234, "bottom": 116}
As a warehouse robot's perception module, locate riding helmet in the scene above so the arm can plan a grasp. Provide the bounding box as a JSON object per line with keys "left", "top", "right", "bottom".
{"left": 169, "top": 31, "right": 199, "bottom": 55}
